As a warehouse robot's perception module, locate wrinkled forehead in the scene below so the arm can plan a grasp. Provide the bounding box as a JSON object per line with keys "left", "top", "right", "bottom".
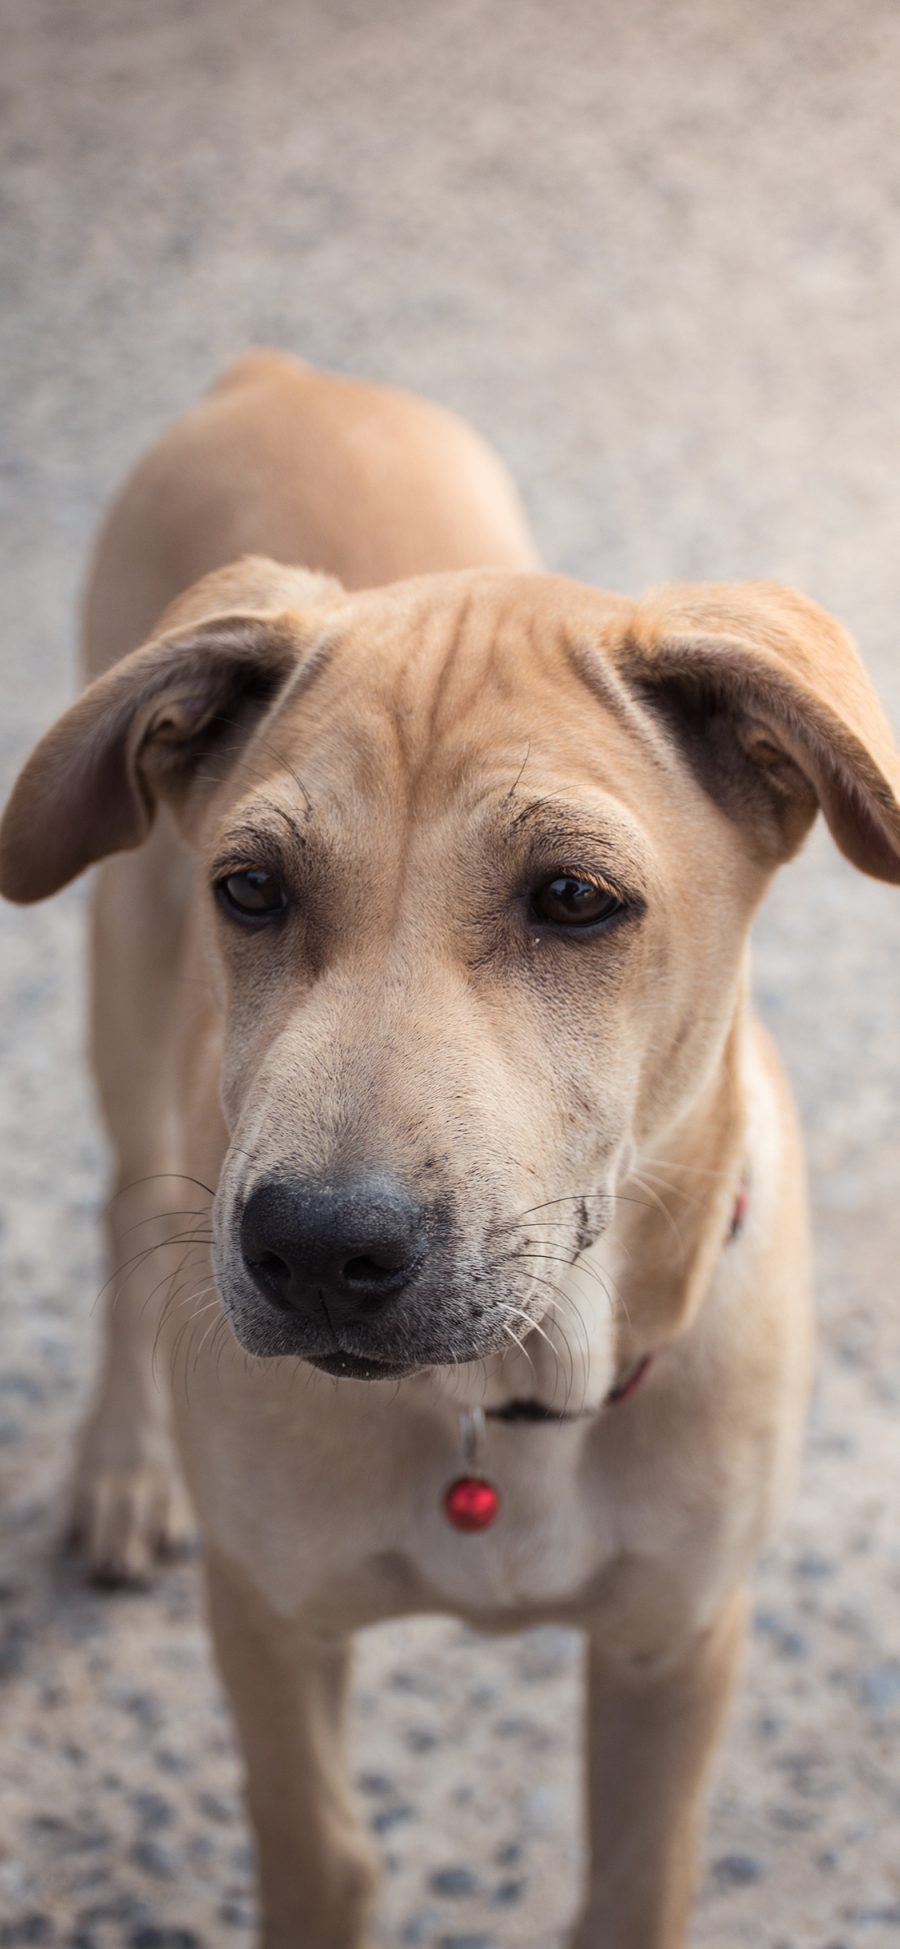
{"left": 288, "top": 575, "right": 661, "bottom": 784}
{"left": 214, "top": 573, "right": 681, "bottom": 870}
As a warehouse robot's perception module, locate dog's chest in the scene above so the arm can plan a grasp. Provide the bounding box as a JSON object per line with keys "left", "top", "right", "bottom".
{"left": 383, "top": 1422, "right": 621, "bottom": 1621}
{"left": 198, "top": 1397, "right": 732, "bottom": 1642}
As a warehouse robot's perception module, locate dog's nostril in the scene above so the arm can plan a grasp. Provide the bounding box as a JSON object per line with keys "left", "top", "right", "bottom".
{"left": 343, "top": 1249, "right": 410, "bottom": 1287}
{"left": 248, "top": 1249, "right": 293, "bottom": 1301}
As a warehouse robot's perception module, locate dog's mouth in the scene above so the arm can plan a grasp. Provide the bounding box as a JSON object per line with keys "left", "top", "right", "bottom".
{"left": 307, "top": 1349, "right": 422, "bottom": 1382}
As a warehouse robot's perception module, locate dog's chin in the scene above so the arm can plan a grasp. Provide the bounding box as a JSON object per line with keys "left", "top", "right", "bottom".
{"left": 306, "top": 1349, "right": 422, "bottom": 1382}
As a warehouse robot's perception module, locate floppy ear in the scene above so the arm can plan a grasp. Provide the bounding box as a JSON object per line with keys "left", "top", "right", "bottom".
{"left": 615, "top": 581, "right": 900, "bottom": 883}
{"left": 0, "top": 557, "right": 344, "bottom": 903}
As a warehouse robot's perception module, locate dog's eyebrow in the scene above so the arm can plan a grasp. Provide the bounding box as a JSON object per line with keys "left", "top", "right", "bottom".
{"left": 257, "top": 795, "right": 312, "bottom": 843}
{"left": 507, "top": 795, "right": 589, "bottom": 834}
{"left": 210, "top": 800, "right": 308, "bottom": 868}
{"left": 502, "top": 797, "right": 652, "bottom": 885}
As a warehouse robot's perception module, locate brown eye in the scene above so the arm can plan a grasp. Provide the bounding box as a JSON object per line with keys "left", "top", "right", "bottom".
{"left": 216, "top": 868, "right": 287, "bottom": 926}
{"left": 530, "top": 873, "right": 624, "bottom": 929}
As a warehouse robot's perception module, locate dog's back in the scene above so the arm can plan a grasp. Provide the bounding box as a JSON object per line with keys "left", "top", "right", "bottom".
{"left": 83, "top": 350, "right": 539, "bottom": 682}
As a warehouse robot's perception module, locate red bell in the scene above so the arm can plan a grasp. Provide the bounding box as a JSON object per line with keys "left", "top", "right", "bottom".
{"left": 444, "top": 1475, "right": 501, "bottom": 1532}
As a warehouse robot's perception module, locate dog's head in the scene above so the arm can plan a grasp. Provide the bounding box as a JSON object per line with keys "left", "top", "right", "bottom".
{"left": 3, "top": 562, "right": 899, "bottom": 1386}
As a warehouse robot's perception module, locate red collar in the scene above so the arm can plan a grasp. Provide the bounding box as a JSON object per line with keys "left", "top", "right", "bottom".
{"left": 730, "top": 1170, "right": 751, "bottom": 1239}
{"left": 605, "top": 1351, "right": 653, "bottom": 1404}
{"left": 485, "top": 1347, "right": 653, "bottom": 1423}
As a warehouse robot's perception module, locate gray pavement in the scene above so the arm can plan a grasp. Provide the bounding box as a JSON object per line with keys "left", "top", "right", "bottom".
{"left": 1, "top": 1, "right": 900, "bottom": 1943}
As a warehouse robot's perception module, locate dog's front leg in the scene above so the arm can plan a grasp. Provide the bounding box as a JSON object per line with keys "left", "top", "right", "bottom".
{"left": 571, "top": 1587, "right": 746, "bottom": 1949}
{"left": 206, "top": 1548, "right": 378, "bottom": 1949}
{"left": 72, "top": 846, "right": 196, "bottom": 1584}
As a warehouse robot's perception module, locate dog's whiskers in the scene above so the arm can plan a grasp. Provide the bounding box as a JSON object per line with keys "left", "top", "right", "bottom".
{"left": 107, "top": 1170, "right": 217, "bottom": 1210}
{"left": 501, "top": 1296, "right": 572, "bottom": 1403}
{"left": 98, "top": 1222, "right": 215, "bottom": 1317}
{"left": 119, "top": 1204, "right": 212, "bottom": 1241}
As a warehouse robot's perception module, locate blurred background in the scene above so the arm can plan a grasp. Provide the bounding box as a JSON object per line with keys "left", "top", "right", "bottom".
{"left": 2, "top": 0, "right": 900, "bottom": 1943}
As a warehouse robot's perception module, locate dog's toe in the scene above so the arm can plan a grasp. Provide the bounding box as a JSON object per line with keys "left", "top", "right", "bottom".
{"left": 70, "top": 1461, "right": 195, "bottom": 1587}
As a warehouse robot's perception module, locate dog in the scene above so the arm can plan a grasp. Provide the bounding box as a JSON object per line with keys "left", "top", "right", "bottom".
{"left": 2, "top": 350, "right": 899, "bottom": 1948}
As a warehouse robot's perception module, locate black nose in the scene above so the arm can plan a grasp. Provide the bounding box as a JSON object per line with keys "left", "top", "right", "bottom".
{"left": 240, "top": 1175, "right": 427, "bottom": 1323}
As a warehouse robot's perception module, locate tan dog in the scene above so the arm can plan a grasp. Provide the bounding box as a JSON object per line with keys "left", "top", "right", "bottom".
{"left": 2, "top": 350, "right": 900, "bottom": 1949}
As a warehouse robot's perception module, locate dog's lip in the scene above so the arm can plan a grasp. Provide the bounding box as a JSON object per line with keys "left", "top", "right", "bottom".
{"left": 307, "top": 1349, "right": 422, "bottom": 1382}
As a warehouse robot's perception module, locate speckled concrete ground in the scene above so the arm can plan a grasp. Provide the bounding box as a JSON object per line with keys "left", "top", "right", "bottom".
{"left": 2, "top": 1, "right": 900, "bottom": 1944}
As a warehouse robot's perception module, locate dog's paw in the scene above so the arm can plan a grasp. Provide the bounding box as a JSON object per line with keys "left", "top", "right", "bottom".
{"left": 70, "top": 1450, "right": 195, "bottom": 1587}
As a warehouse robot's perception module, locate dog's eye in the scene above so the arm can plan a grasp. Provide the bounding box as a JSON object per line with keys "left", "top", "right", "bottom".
{"left": 529, "top": 873, "right": 624, "bottom": 929}
{"left": 215, "top": 868, "right": 288, "bottom": 926}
